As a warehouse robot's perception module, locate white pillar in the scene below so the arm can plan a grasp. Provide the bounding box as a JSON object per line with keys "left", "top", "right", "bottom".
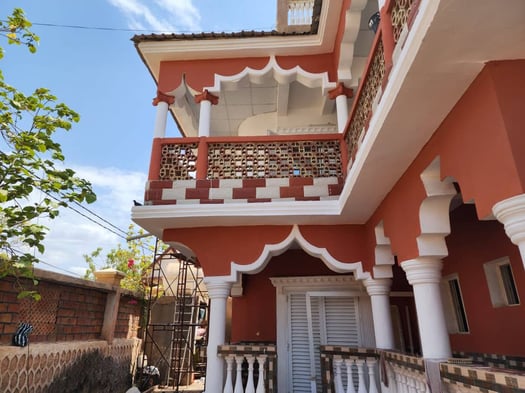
{"left": 364, "top": 278, "right": 395, "bottom": 350}
{"left": 401, "top": 258, "right": 451, "bottom": 360}
{"left": 336, "top": 94, "right": 349, "bottom": 133}
{"left": 198, "top": 99, "right": 212, "bottom": 137}
{"left": 493, "top": 193, "right": 525, "bottom": 269}
{"left": 328, "top": 83, "right": 353, "bottom": 133}
{"left": 153, "top": 100, "right": 169, "bottom": 138}
{"left": 195, "top": 89, "right": 218, "bottom": 137}
{"left": 204, "top": 278, "right": 232, "bottom": 393}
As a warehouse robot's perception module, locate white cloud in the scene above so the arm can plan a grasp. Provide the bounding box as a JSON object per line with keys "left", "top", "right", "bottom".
{"left": 36, "top": 166, "right": 148, "bottom": 277}
{"left": 108, "top": 0, "right": 202, "bottom": 33}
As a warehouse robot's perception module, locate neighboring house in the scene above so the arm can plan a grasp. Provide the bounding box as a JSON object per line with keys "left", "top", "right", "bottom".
{"left": 130, "top": 0, "right": 525, "bottom": 392}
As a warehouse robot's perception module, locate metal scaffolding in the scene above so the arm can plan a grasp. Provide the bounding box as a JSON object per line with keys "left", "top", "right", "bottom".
{"left": 137, "top": 239, "right": 208, "bottom": 391}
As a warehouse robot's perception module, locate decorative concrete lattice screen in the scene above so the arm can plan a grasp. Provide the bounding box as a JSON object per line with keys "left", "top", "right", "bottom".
{"left": 391, "top": 0, "right": 416, "bottom": 43}
{"left": 207, "top": 140, "right": 343, "bottom": 179}
{"left": 345, "top": 40, "right": 385, "bottom": 157}
{"left": 159, "top": 142, "right": 199, "bottom": 180}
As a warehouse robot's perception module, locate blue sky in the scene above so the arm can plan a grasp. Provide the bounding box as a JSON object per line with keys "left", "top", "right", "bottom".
{"left": 0, "top": 0, "right": 275, "bottom": 276}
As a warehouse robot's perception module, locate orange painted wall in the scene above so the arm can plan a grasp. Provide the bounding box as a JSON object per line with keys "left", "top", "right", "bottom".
{"left": 367, "top": 60, "right": 525, "bottom": 262}
{"left": 163, "top": 226, "right": 293, "bottom": 276}
{"left": 230, "top": 249, "right": 341, "bottom": 343}
{"left": 443, "top": 204, "right": 525, "bottom": 355}
{"left": 158, "top": 53, "right": 338, "bottom": 93}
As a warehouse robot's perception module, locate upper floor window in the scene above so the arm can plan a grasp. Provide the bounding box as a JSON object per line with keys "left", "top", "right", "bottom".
{"left": 483, "top": 257, "right": 520, "bottom": 307}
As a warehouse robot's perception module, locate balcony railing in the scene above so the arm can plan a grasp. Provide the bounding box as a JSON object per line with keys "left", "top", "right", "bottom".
{"left": 218, "top": 344, "right": 277, "bottom": 393}
{"left": 321, "top": 347, "right": 525, "bottom": 393}
{"left": 146, "top": 135, "right": 347, "bottom": 205}
{"left": 343, "top": 0, "right": 420, "bottom": 163}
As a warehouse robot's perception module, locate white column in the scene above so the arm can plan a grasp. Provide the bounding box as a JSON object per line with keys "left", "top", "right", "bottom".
{"left": 336, "top": 94, "right": 349, "bottom": 133}
{"left": 153, "top": 100, "right": 169, "bottom": 138}
{"left": 364, "top": 278, "right": 395, "bottom": 350}
{"left": 401, "top": 258, "right": 451, "bottom": 359}
{"left": 493, "top": 193, "right": 525, "bottom": 269}
{"left": 204, "top": 278, "right": 232, "bottom": 393}
{"left": 198, "top": 99, "right": 212, "bottom": 137}
{"left": 195, "top": 89, "right": 218, "bottom": 137}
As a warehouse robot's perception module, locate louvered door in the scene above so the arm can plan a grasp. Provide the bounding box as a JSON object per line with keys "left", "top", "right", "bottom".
{"left": 289, "top": 292, "right": 360, "bottom": 393}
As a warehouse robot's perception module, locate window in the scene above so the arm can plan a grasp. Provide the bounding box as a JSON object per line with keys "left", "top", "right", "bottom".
{"left": 484, "top": 257, "right": 520, "bottom": 307}
{"left": 441, "top": 275, "right": 469, "bottom": 333}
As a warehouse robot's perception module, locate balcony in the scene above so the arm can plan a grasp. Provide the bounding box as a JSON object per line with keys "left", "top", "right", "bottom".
{"left": 145, "top": 134, "right": 346, "bottom": 206}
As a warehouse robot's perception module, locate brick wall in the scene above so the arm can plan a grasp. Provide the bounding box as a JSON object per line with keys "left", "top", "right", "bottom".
{"left": 0, "top": 269, "right": 142, "bottom": 345}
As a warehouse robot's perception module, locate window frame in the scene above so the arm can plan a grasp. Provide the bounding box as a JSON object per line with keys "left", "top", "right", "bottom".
{"left": 483, "top": 257, "right": 520, "bottom": 308}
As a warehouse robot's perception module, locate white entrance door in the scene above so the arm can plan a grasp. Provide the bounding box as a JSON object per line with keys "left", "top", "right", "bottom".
{"left": 289, "top": 292, "right": 360, "bottom": 393}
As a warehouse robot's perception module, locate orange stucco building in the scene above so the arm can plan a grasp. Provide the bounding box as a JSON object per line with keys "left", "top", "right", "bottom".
{"left": 131, "top": 1, "right": 525, "bottom": 392}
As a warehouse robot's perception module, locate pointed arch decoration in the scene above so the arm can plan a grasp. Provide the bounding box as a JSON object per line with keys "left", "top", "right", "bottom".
{"left": 204, "top": 56, "right": 337, "bottom": 95}
{"left": 226, "top": 225, "right": 370, "bottom": 287}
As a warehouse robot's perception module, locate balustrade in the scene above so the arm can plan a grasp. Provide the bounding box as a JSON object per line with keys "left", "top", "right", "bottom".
{"left": 288, "top": 0, "right": 315, "bottom": 25}
{"left": 343, "top": 0, "right": 421, "bottom": 164}
{"left": 219, "top": 345, "right": 277, "bottom": 393}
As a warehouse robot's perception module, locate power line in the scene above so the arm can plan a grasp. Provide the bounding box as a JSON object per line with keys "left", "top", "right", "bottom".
{"left": 29, "top": 21, "right": 276, "bottom": 34}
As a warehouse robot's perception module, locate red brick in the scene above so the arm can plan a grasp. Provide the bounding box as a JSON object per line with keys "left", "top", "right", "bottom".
{"left": 7, "top": 303, "right": 20, "bottom": 313}
{"left": 232, "top": 187, "right": 256, "bottom": 199}
{"left": 200, "top": 199, "right": 224, "bottom": 204}
{"left": 0, "top": 314, "right": 13, "bottom": 323}
{"left": 242, "top": 178, "right": 266, "bottom": 188}
{"left": 295, "top": 196, "right": 321, "bottom": 201}
{"left": 289, "top": 177, "right": 314, "bottom": 187}
{"left": 328, "top": 184, "right": 343, "bottom": 196}
{"left": 57, "top": 308, "right": 75, "bottom": 317}
{"left": 149, "top": 180, "right": 173, "bottom": 189}
{"left": 247, "top": 198, "right": 272, "bottom": 203}
{"left": 195, "top": 179, "right": 213, "bottom": 188}
{"left": 185, "top": 188, "right": 209, "bottom": 199}
{"left": 280, "top": 186, "right": 305, "bottom": 198}
{"left": 145, "top": 189, "right": 162, "bottom": 201}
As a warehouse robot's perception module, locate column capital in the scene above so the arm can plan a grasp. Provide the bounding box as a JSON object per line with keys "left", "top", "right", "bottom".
{"left": 195, "top": 89, "right": 219, "bottom": 105}
{"left": 493, "top": 193, "right": 525, "bottom": 267}
{"left": 152, "top": 90, "right": 175, "bottom": 106}
{"left": 204, "top": 277, "right": 233, "bottom": 298}
{"left": 364, "top": 278, "right": 392, "bottom": 296}
{"left": 328, "top": 82, "right": 354, "bottom": 100}
{"left": 401, "top": 258, "right": 443, "bottom": 286}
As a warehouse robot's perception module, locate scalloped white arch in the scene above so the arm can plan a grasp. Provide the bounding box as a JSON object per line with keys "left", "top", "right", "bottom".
{"left": 204, "top": 56, "right": 337, "bottom": 95}
{"left": 226, "top": 224, "right": 370, "bottom": 284}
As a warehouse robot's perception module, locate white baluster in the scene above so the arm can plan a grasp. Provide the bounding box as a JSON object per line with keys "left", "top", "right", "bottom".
{"left": 356, "top": 359, "right": 367, "bottom": 393}
{"left": 367, "top": 359, "right": 379, "bottom": 393}
{"left": 397, "top": 372, "right": 408, "bottom": 393}
{"left": 223, "top": 355, "right": 235, "bottom": 393}
{"left": 234, "top": 356, "right": 244, "bottom": 393}
{"left": 333, "top": 356, "right": 344, "bottom": 393}
{"left": 415, "top": 380, "right": 428, "bottom": 393}
{"left": 345, "top": 358, "right": 356, "bottom": 393}
{"left": 255, "top": 355, "right": 267, "bottom": 393}
{"left": 407, "top": 375, "right": 417, "bottom": 393}
{"left": 245, "top": 356, "right": 256, "bottom": 393}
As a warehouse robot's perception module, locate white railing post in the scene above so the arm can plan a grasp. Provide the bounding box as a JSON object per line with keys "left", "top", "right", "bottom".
{"left": 245, "top": 355, "right": 256, "bottom": 393}
{"left": 255, "top": 355, "right": 267, "bottom": 393}
{"left": 234, "top": 356, "right": 244, "bottom": 393}
{"left": 223, "top": 355, "right": 235, "bottom": 393}
{"left": 334, "top": 356, "right": 344, "bottom": 393}
{"left": 356, "top": 359, "right": 367, "bottom": 393}
{"left": 367, "top": 358, "right": 379, "bottom": 393}
{"left": 345, "top": 358, "right": 357, "bottom": 393}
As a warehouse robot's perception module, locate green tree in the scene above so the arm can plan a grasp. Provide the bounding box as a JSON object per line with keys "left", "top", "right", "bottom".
{"left": 0, "top": 8, "right": 96, "bottom": 288}
{"left": 83, "top": 226, "right": 157, "bottom": 293}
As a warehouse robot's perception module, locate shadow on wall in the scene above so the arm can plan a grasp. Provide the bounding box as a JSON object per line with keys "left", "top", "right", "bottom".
{"left": 44, "top": 350, "right": 132, "bottom": 393}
